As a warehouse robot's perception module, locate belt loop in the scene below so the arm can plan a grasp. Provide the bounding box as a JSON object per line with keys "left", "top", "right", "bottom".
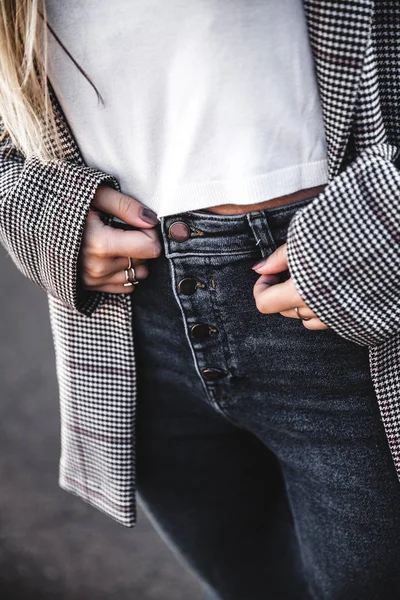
{"left": 159, "top": 216, "right": 170, "bottom": 256}
{"left": 246, "top": 211, "right": 276, "bottom": 258}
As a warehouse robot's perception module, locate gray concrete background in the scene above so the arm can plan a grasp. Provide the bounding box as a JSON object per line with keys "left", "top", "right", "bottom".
{"left": 0, "top": 248, "right": 204, "bottom": 600}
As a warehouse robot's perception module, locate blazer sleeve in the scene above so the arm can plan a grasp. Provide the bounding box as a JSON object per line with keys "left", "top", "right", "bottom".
{"left": 0, "top": 128, "right": 120, "bottom": 317}
{"left": 286, "top": 143, "right": 400, "bottom": 347}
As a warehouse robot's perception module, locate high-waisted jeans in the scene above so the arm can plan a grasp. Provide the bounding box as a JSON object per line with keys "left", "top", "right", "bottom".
{"left": 131, "top": 197, "right": 400, "bottom": 600}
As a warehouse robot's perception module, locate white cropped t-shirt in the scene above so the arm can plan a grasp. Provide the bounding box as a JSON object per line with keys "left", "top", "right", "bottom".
{"left": 46, "top": 0, "right": 328, "bottom": 217}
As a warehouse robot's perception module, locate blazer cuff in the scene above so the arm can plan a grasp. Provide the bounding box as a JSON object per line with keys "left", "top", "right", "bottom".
{"left": 2, "top": 157, "right": 120, "bottom": 317}
{"left": 286, "top": 143, "right": 400, "bottom": 347}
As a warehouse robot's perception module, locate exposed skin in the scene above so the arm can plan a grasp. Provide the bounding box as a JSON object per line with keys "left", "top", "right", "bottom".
{"left": 252, "top": 242, "right": 329, "bottom": 330}
{"left": 80, "top": 185, "right": 327, "bottom": 330}
{"left": 80, "top": 185, "right": 161, "bottom": 294}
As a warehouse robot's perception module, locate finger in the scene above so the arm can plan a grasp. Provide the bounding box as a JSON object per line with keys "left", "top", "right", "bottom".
{"left": 108, "top": 263, "right": 148, "bottom": 284}
{"left": 301, "top": 318, "right": 329, "bottom": 330}
{"left": 109, "top": 228, "right": 162, "bottom": 260}
{"left": 84, "top": 256, "right": 138, "bottom": 280}
{"left": 280, "top": 307, "right": 318, "bottom": 319}
{"left": 93, "top": 185, "right": 159, "bottom": 229}
{"left": 252, "top": 243, "right": 288, "bottom": 274}
{"left": 84, "top": 256, "right": 147, "bottom": 280}
{"left": 84, "top": 263, "right": 149, "bottom": 287}
{"left": 88, "top": 217, "right": 162, "bottom": 259}
{"left": 254, "top": 276, "right": 305, "bottom": 314}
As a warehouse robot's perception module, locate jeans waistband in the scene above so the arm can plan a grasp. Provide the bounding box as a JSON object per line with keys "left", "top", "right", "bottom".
{"left": 160, "top": 195, "right": 316, "bottom": 258}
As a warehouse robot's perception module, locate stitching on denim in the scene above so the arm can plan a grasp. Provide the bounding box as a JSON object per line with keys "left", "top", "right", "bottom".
{"left": 247, "top": 213, "right": 277, "bottom": 259}
{"left": 165, "top": 250, "right": 255, "bottom": 259}
{"left": 178, "top": 212, "right": 248, "bottom": 223}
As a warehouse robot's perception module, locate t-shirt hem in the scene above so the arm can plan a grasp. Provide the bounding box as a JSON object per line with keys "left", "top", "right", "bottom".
{"left": 155, "top": 160, "right": 329, "bottom": 217}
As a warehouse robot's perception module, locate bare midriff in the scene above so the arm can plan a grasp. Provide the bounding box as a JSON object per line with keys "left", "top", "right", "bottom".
{"left": 204, "top": 184, "right": 326, "bottom": 215}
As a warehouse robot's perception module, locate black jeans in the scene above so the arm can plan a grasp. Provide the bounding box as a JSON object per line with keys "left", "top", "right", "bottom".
{"left": 132, "top": 198, "right": 400, "bottom": 600}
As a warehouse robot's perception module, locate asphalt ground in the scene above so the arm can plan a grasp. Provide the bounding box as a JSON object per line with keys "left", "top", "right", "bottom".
{"left": 0, "top": 248, "right": 204, "bottom": 600}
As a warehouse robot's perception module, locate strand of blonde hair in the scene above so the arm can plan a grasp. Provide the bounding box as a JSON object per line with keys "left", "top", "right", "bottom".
{"left": 0, "top": 0, "right": 63, "bottom": 161}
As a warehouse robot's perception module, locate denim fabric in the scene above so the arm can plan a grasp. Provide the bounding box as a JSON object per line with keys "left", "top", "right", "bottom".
{"left": 132, "top": 198, "right": 400, "bottom": 600}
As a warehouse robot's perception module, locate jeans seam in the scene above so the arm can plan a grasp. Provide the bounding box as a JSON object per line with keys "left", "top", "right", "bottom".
{"left": 165, "top": 250, "right": 255, "bottom": 259}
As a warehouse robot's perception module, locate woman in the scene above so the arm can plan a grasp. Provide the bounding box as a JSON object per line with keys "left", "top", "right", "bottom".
{"left": 1, "top": 1, "right": 400, "bottom": 598}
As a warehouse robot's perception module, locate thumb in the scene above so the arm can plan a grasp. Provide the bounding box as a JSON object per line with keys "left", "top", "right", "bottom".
{"left": 252, "top": 243, "right": 288, "bottom": 274}
{"left": 93, "top": 185, "right": 159, "bottom": 229}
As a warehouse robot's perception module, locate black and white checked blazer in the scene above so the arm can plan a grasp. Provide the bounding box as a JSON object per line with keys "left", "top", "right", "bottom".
{"left": 1, "top": 1, "right": 399, "bottom": 527}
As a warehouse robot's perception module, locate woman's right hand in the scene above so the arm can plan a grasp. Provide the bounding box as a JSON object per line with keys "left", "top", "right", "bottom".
{"left": 79, "top": 184, "right": 161, "bottom": 293}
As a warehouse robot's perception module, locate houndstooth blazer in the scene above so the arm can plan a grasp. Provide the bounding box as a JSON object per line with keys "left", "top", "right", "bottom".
{"left": 0, "top": 0, "right": 399, "bottom": 527}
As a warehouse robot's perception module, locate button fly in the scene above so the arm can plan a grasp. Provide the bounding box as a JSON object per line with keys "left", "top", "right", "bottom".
{"left": 168, "top": 221, "right": 191, "bottom": 242}
{"left": 202, "top": 368, "right": 228, "bottom": 381}
{"left": 191, "top": 323, "right": 218, "bottom": 340}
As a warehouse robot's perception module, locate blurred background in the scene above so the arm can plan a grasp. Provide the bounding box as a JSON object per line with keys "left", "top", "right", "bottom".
{"left": 0, "top": 247, "right": 204, "bottom": 600}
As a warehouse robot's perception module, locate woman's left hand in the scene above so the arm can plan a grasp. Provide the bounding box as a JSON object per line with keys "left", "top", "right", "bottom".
{"left": 253, "top": 243, "right": 328, "bottom": 330}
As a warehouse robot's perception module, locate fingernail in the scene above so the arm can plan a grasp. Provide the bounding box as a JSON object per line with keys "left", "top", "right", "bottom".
{"left": 141, "top": 207, "right": 159, "bottom": 225}
{"left": 252, "top": 258, "right": 267, "bottom": 270}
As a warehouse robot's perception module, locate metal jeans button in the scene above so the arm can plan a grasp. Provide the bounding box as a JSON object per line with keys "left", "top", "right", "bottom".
{"left": 178, "top": 278, "right": 198, "bottom": 295}
{"left": 202, "top": 368, "right": 228, "bottom": 381}
{"left": 168, "top": 221, "right": 191, "bottom": 242}
{"left": 191, "top": 323, "right": 218, "bottom": 340}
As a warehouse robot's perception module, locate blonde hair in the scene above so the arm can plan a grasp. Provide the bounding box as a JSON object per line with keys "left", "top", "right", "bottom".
{"left": 0, "top": 0, "right": 65, "bottom": 160}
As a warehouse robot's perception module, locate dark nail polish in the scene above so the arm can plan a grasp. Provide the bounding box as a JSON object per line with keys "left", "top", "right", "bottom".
{"left": 252, "top": 258, "right": 267, "bottom": 270}
{"left": 141, "top": 207, "right": 159, "bottom": 225}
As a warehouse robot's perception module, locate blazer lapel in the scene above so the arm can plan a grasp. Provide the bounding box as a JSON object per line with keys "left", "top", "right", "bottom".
{"left": 304, "top": 0, "right": 374, "bottom": 177}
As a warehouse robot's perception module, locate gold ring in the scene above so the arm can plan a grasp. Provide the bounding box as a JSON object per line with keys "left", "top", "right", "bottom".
{"left": 295, "top": 306, "right": 312, "bottom": 321}
{"left": 123, "top": 269, "right": 134, "bottom": 287}
{"left": 128, "top": 266, "right": 139, "bottom": 285}
{"left": 123, "top": 266, "right": 139, "bottom": 287}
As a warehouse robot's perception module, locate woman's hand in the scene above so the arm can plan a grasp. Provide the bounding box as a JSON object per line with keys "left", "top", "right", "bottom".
{"left": 79, "top": 185, "right": 161, "bottom": 293}
{"left": 253, "top": 243, "right": 328, "bottom": 330}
